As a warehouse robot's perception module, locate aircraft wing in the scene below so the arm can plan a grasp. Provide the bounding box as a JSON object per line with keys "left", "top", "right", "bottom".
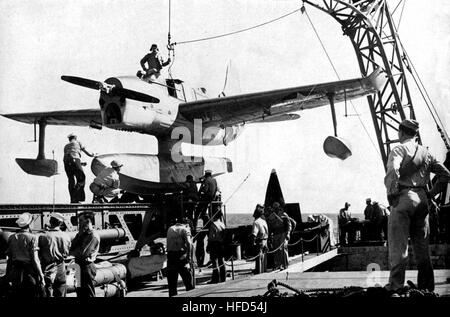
{"left": 179, "top": 68, "right": 385, "bottom": 126}
{"left": 1, "top": 109, "right": 101, "bottom": 126}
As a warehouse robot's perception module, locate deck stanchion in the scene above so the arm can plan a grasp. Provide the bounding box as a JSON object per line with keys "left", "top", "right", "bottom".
{"left": 301, "top": 239, "right": 304, "bottom": 262}
{"left": 231, "top": 256, "right": 235, "bottom": 280}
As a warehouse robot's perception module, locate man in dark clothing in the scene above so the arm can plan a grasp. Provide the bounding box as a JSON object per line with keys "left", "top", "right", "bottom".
{"left": 206, "top": 211, "right": 226, "bottom": 283}
{"left": 370, "top": 202, "right": 384, "bottom": 241}
{"left": 195, "top": 170, "right": 218, "bottom": 229}
{"left": 38, "top": 212, "right": 71, "bottom": 297}
{"left": 6, "top": 212, "right": 45, "bottom": 297}
{"left": 166, "top": 218, "right": 194, "bottom": 297}
{"left": 179, "top": 175, "right": 199, "bottom": 221}
{"left": 193, "top": 170, "right": 219, "bottom": 267}
{"left": 271, "top": 202, "right": 291, "bottom": 270}
{"left": 63, "top": 133, "right": 96, "bottom": 203}
{"left": 139, "top": 44, "right": 171, "bottom": 81}
{"left": 362, "top": 198, "right": 373, "bottom": 240}
{"left": 69, "top": 211, "right": 100, "bottom": 297}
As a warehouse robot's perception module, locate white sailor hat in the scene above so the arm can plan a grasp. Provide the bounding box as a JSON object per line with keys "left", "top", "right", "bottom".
{"left": 204, "top": 169, "right": 212, "bottom": 174}
{"left": 16, "top": 212, "right": 33, "bottom": 228}
{"left": 50, "top": 212, "right": 65, "bottom": 222}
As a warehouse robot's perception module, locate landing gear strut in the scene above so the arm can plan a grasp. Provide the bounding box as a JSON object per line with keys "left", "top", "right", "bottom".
{"left": 15, "top": 118, "right": 58, "bottom": 177}
{"left": 323, "top": 93, "right": 352, "bottom": 160}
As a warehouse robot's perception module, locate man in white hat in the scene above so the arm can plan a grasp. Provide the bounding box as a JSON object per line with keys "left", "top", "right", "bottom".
{"left": 89, "top": 159, "right": 123, "bottom": 203}
{"left": 5, "top": 212, "right": 45, "bottom": 297}
{"left": 63, "top": 133, "right": 96, "bottom": 203}
{"left": 38, "top": 212, "right": 71, "bottom": 297}
{"left": 384, "top": 119, "right": 450, "bottom": 294}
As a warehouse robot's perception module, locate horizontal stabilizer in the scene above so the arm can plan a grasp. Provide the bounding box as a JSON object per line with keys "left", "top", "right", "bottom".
{"left": 15, "top": 158, "right": 58, "bottom": 177}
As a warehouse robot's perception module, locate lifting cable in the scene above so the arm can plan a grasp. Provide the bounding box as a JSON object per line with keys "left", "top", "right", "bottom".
{"left": 171, "top": 8, "right": 303, "bottom": 46}
{"left": 396, "top": 0, "right": 407, "bottom": 31}
{"left": 302, "top": 5, "right": 382, "bottom": 158}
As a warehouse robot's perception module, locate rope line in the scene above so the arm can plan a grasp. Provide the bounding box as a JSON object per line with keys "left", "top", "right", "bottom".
{"left": 396, "top": 38, "right": 450, "bottom": 146}
{"left": 173, "top": 8, "right": 302, "bottom": 46}
{"left": 396, "top": 0, "right": 407, "bottom": 31}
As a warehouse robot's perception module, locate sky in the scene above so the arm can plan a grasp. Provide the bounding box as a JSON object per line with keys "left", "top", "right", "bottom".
{"left": 0, "top": 0, "right": 449, "bottom": 216}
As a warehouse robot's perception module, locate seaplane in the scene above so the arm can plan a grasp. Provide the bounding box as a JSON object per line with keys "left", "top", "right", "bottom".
{"left": 1, "top": 59, "right": 386, "bottom": 195}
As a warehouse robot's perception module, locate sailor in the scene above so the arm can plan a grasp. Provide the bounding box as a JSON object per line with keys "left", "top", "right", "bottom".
{"left": 193, "top": 170, "right": 219, "bottom": 267}
{"left": 89, "top": 159, "right": 123, "bottom": 203}
{"left": 166, "top": 217, "right": 194, "bottom": 297}
{"left": 63, "top": 133, "right": 96, "bottom": 203}
{"left": 380, "top": 203, "right": 390, "bottom": 241}
{"left": 271, "top": 202, "right": 291, "bottom": 270}
{"left": 338, "top": 202, "right": 352, "bottom": 245}
{"left": 179, "top": 175, "right": 199, "bottom": 221}
{"left": 69, "top": 211, "right": 100, "bottom": 297}
{"left": 195, "top": 170, "right": 219, "bottom": 230}
{"left": 38, "top": 212, "right": 71, "bottom": 297}
{"left": 250, "top": 204, "right": 269, "bottom": 274}
{"left": 139, "top": 44, "right": 171, "bottom": 81}
{"left": 5, "top": 212, "right": 45, "bottom": 297}
{"left": 206, "top": 210, "right": 226, "bottom": 283}
{"left": 370, "top": 201, "right": 384, "bottom": 241}
{"left": 362, "top": 198, "right": 373, "bottom": 240}
{"left": 384, "top": 119, "right": 450, "bottom": 293}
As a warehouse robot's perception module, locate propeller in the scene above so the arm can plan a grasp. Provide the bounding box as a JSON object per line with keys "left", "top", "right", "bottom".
{"left": 61, "top": 75, "right": 160, "bottom": 103}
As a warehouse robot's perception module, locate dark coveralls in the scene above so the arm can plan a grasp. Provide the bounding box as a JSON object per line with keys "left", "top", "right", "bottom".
{"left": 272, "top": 211, "right": 291, "bottom": 270}
{"left": 362, "top": 204, "right": 373, "bottom": 241}
{"left": 207, "top": 219, "right": 226, "bottom": 283}
{"left": 385, "top": 138, "right": 450, "bottom": 292}
{"left": 38, "top": 228, "right": 71, "bottom": 297}
{"left": 63, "top": 140, "right": 87, "bottom": 203}
{"left": 195, "top": 176, "right": 218, "bottom": 229}
{"left": 140, "top": 51, "right": 170, "bottom": 80}
{"left": 194, "top": 176, "right": 218, "bottom": 266}
{"left": 369, "top": 204, "right": 384, "bottom": 241}
{"left": 6, "top": 230, "right": 44, "bottom": 297}
{"left": 69, "top": 229, "right": 100, "bottom": 297}
{"left": 166, "top": 223, "right": 194, "bottom": 297}
{"left": 181, "top": 180, "right": 199, "bottom": 221}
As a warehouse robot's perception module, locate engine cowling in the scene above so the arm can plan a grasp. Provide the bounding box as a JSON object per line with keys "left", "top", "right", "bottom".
{"left": 99, "top": 76, "right": 178, "bottom": 135}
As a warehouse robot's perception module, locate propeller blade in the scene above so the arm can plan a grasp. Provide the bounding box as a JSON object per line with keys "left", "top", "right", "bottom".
{"left": 115, "top": 87, "right": 160, "bottom": 103}
{"left": 61, "top": 75, "right": 159, "bottom": 103}
{"left": 61, "top": 76, "right": 102, "bottom": 90}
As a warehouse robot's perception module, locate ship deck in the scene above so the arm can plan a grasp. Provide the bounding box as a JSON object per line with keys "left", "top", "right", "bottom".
{"left": 180, "top": 269, "right": 450, "bottom": 297}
